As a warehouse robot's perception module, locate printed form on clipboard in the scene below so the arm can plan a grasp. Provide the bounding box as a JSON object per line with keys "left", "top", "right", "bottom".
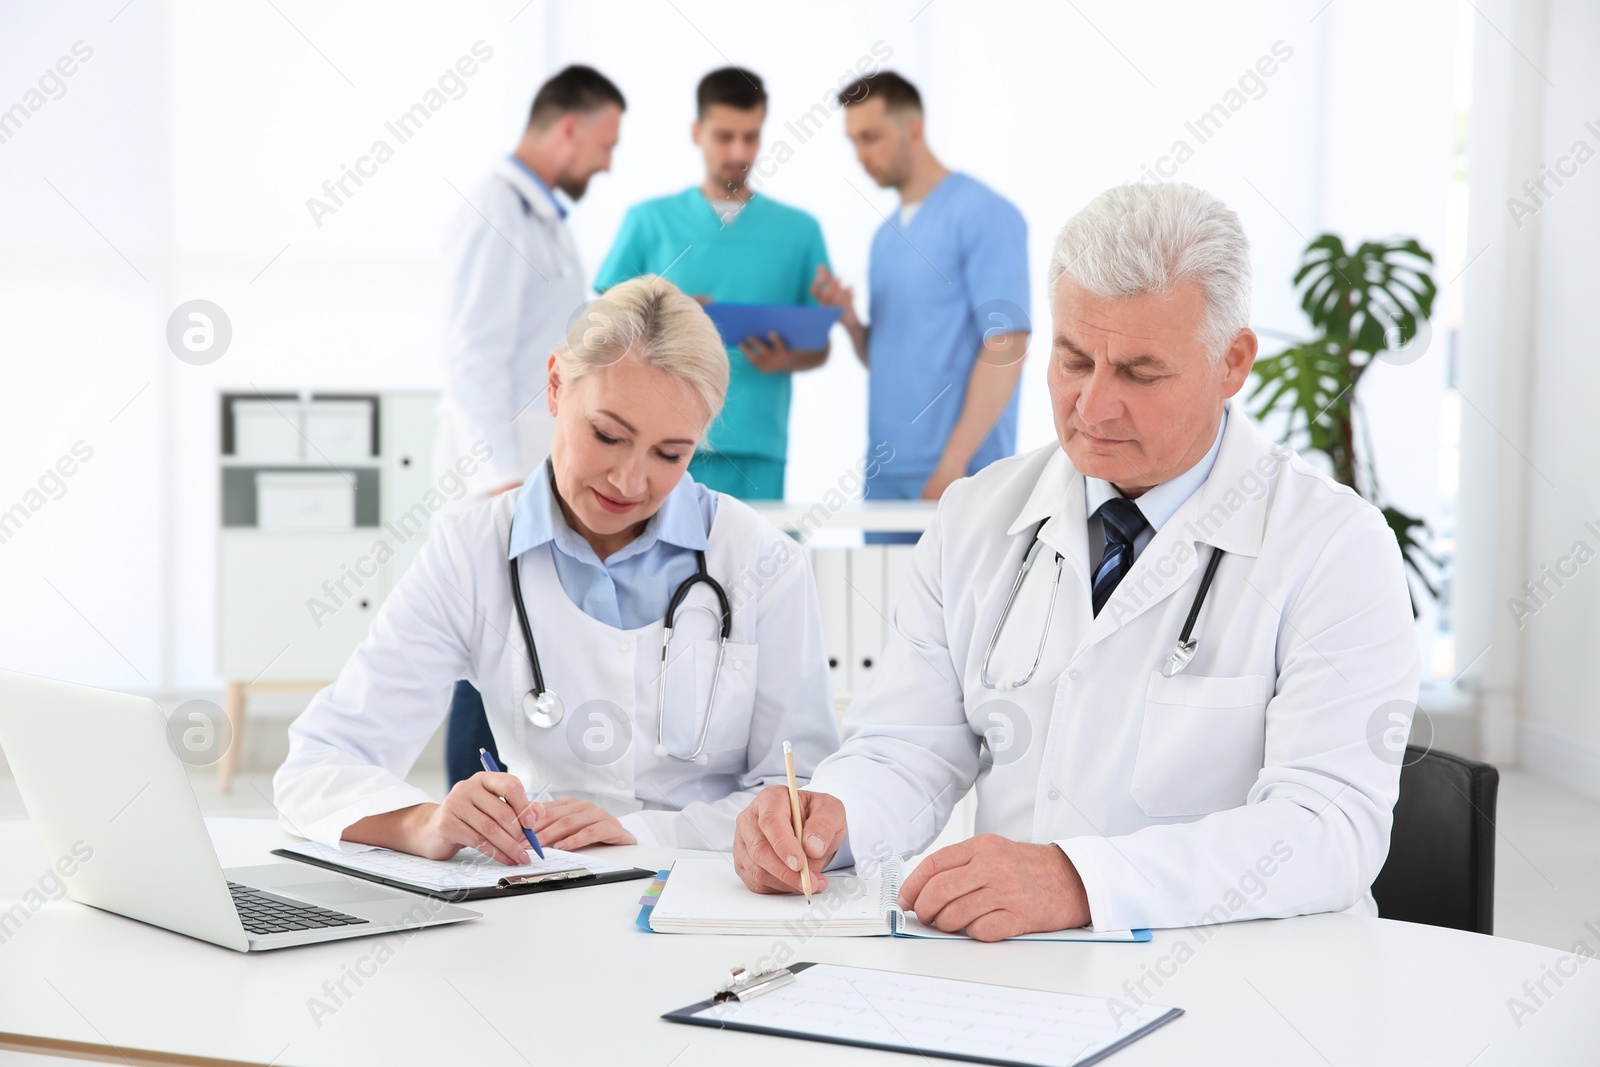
{"left": 641, "top": 855, "right": 1151, "bottom": 942}
{"left": 664, "top": 962, "right": 1182, "bottom": 1067}
{"left": 274, "top": 840, "right": 651, "bottom": 900}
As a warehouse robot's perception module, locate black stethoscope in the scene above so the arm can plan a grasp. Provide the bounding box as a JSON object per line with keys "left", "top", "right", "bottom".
{"left": 978, "top": 519, "right": 1226, "bottom": 688}
{"left": 508, "top": 530, "right": 733, "bottom": 763}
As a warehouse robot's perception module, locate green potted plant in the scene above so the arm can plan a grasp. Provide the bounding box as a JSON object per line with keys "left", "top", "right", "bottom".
{"left": 1246, "top": 234, "right": 1441, "bottom": 607}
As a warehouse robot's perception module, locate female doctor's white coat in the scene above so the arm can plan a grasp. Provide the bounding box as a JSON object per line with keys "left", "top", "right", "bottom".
{"left": 273, "top": 488, "right": 839, "bottom": 851}
{"left": 806, "top": 404, "right": 1421, "bottom": 932}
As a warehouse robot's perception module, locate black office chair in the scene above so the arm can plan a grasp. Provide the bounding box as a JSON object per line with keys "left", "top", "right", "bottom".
{"left": 1371, "top": 745, "right": 1499, "bottom": 935}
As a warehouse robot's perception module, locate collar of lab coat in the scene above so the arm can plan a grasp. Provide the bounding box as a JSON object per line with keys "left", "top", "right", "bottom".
{"left": 1006, "top": 401, "right": 1286, "bottom": 646}
{"left": 507, "top": 462, "right": 711, "bottom": 562}
{"left": 496, "top": 156, "right": 567, "bottom": 221}
{"left": 1006, "top": 400, "right": 1279, "bottom": 562}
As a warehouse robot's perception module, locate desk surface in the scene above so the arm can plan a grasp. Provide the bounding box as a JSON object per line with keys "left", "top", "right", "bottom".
{"left": 0, "top": 819, "right": 1594, "bottom": 1066}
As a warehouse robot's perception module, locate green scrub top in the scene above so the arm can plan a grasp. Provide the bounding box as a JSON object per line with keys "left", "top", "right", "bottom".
{"left": 594, "top": 188, "right": 831, "bottom": 463}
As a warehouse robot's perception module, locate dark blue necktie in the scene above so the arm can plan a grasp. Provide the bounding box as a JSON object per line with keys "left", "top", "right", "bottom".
{"left": 1091, "top": 498, "right": 1149, "bottom": 617}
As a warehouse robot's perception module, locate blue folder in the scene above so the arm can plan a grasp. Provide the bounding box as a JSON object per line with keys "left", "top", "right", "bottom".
{"left": 702, "top": 303, "right": 843, "bottom": 350}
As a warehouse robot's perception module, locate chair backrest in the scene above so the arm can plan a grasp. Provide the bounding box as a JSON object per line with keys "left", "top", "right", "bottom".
{"left": 1371, "top": 745, "right": 1499, "bottom": 936}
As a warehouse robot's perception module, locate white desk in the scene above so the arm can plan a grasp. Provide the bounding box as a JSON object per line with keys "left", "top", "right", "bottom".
{"left": 0, "top": 819, "right": 1594, "bottom": 1066}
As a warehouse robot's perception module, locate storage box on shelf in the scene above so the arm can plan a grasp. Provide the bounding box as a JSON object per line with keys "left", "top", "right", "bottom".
{"left": 216, "top": 391, "right": 438, "bottom": 790}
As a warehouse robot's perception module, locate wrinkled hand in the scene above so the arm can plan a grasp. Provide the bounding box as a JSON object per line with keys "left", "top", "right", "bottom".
{"left": 733, "top": 786, "right": 847, "bottom": 894}
{"left": 898, "top": 835, "right": 1091, "bottom": 941}
{"left": 525, "top": 797, "right": 636, "bottom": 851}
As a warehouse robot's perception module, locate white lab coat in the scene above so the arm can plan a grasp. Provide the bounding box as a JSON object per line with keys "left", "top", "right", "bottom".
{"left": 273, "top": 488, "right": 839, "bottom": 851}
{"left": 438, "top": 158, "right": 587, "bottom": 492}
{"left": 807, "top": 404, "right": 1420, "bottom": 931}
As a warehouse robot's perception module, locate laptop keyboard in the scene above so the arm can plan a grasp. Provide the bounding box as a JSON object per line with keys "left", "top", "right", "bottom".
{"left": 228, "top": 882, "right": 370, "bottom": 936}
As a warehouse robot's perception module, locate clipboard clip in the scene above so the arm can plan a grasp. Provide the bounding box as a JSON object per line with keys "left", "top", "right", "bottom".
{"left": 713, "top": 965, "right": 796, "bottom": 1003}
{"left": 496, "top": 867, "right": 593, "bottom": 888}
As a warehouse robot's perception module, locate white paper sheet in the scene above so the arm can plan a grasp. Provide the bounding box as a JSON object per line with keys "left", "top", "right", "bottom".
{"left": 280, "top": 841, "right": 631, "bottom": 892}
{"left": 691, "top": 963, "right": 1180, "bottom": 1067}
{"left": 649, "top": 855, "right": 1143, "bottom": 941}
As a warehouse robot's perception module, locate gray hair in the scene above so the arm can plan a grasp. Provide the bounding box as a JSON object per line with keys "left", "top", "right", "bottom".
{"left": 1048, "top": 183, "right": 1251, "bottom": 360}
{"left": 556, "top": 275, "right": 729, "bottom": 427}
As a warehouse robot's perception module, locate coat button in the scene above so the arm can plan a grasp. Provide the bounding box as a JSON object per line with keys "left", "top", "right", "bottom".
{"left": 1048, "top": 789, "right": 1061, "bottom": 800}
{"left": 615, "top": 779, "right": 627, "bottom": 789}
{"left": 1068, "top": 669, "right": 1081, "bottom": 681}
{"left": 618, "top": 640, "right": 630, "bottom": 652}
{"left": 732, "top": 660, "right": 743, "bottom": 670}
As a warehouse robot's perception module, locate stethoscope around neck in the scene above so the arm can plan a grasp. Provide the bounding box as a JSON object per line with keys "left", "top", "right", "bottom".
{"left": 508, "top": 528, "right": 734, "bottom": 762}
{"left": 977, "top": 519, "right": 1227, "bottom": 689}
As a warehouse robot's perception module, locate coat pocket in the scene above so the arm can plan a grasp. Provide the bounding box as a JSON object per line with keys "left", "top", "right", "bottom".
{"left": 656, "top": 638, "right": 758, "bottom": 760}
{"left": 1130, "top": 672, "right": 1270, "bottom": 818}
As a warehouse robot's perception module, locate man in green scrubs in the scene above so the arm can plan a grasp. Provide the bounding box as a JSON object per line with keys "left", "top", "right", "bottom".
{"left": 594, "top": 67, "right": 831, "bottom": 500}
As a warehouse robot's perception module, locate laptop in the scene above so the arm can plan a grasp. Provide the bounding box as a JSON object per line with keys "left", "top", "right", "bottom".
{"left": 0, "top": 669, "right": 479, "bottom": 951}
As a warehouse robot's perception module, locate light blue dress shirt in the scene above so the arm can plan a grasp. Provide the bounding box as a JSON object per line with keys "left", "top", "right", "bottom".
{"left": 508, "top": 155, "right": 566, "bottom": 219}
{"left": 1084, "top": 409, "right": 1227, "bottom": 568}
{"left": 507, "top": 463, "right": 719, "bottom": 629}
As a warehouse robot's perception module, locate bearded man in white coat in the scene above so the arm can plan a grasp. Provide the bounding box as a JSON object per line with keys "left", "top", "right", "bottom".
{"left": 733, "top": 181, "right": 1420, "bottom": 939}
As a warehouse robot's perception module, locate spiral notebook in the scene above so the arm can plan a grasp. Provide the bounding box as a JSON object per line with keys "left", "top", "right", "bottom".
{"left": 643, "top": 856, "right": 1149, "bottom": 942}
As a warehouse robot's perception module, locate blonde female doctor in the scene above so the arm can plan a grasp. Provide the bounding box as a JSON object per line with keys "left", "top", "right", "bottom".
{"left": 273, "top": 276, "right": 839, "bottom": 862}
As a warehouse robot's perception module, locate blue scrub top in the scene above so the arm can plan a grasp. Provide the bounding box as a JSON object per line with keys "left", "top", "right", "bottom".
{"left": 865, "top": 173, "right": 1030, "bottom": 492}
{"left": 594, "top": 188, "right": 831, "bottom": 464}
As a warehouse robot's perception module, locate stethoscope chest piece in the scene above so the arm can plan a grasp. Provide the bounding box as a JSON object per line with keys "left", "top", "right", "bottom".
{"left": 523, "top": 689, "right": 564, "bottom": 729}
{"left": 1161, "top": 639, "right": 1198, "bottom": 678}
{"left": 1159, "top": 545, "right": 1226, "bottom": 679}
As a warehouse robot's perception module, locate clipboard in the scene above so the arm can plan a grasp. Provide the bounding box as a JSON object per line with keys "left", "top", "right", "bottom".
{"left": 270, "top": 846, "right": 652, "bottom": 903}
{"left": 701, "top": 302, "right": 842, "bottom": 350}
{"left": 664, "top": 961, "right": 1184, "bottom": 1067}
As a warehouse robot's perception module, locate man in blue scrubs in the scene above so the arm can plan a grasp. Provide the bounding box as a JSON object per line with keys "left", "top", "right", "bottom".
{"left": 813, "top": 72, "right": 1030, "bottom": 521}
{"left": 595, "top": 67, "right": 832, "bottom": 500}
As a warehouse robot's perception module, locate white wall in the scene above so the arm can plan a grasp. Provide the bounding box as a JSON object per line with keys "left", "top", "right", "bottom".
{"left": 1456, "top": 0, "right": 1600, "bottom": 792}
{"left": 0, "top": 0, "right": 1464, "bottom": 695}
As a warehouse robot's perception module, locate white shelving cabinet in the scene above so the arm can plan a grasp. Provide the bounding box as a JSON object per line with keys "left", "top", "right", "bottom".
{"left": 215, "top": 390, "right": 439, "bottom": 790}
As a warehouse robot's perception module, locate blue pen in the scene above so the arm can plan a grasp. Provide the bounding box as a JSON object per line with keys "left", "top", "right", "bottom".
{"left": 478, "top": 747, "right": 545, "bottom": 859}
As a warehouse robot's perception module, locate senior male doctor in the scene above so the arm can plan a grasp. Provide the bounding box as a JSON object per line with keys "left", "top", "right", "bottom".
{"left": 733, "top": 182, "right": 1420, "bottom": 939}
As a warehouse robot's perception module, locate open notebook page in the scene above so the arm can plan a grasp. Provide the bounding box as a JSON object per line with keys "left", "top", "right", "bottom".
{"left": 649, "top": 856, "right": 1142, "bottom": 941}
{"left": 649, "top": 854, "right": 888, "bottom": 935}
{"left": 279, "top": 840, "right": 632, "bottom": 892}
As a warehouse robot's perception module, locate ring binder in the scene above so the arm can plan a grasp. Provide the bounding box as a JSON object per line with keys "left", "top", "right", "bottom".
{"left": 713, "top": 965, "right": 797, "bottom": 1003}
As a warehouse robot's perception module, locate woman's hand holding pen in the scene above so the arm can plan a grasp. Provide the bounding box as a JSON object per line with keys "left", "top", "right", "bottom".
{"left": 416, "top": 777, "right": 637, "bottom": 864}
{"left": 412, "top": 771, "right": 545, "bottom": 866}
{"left": 524, "top": 797, "right": 636, "bottom": 851}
